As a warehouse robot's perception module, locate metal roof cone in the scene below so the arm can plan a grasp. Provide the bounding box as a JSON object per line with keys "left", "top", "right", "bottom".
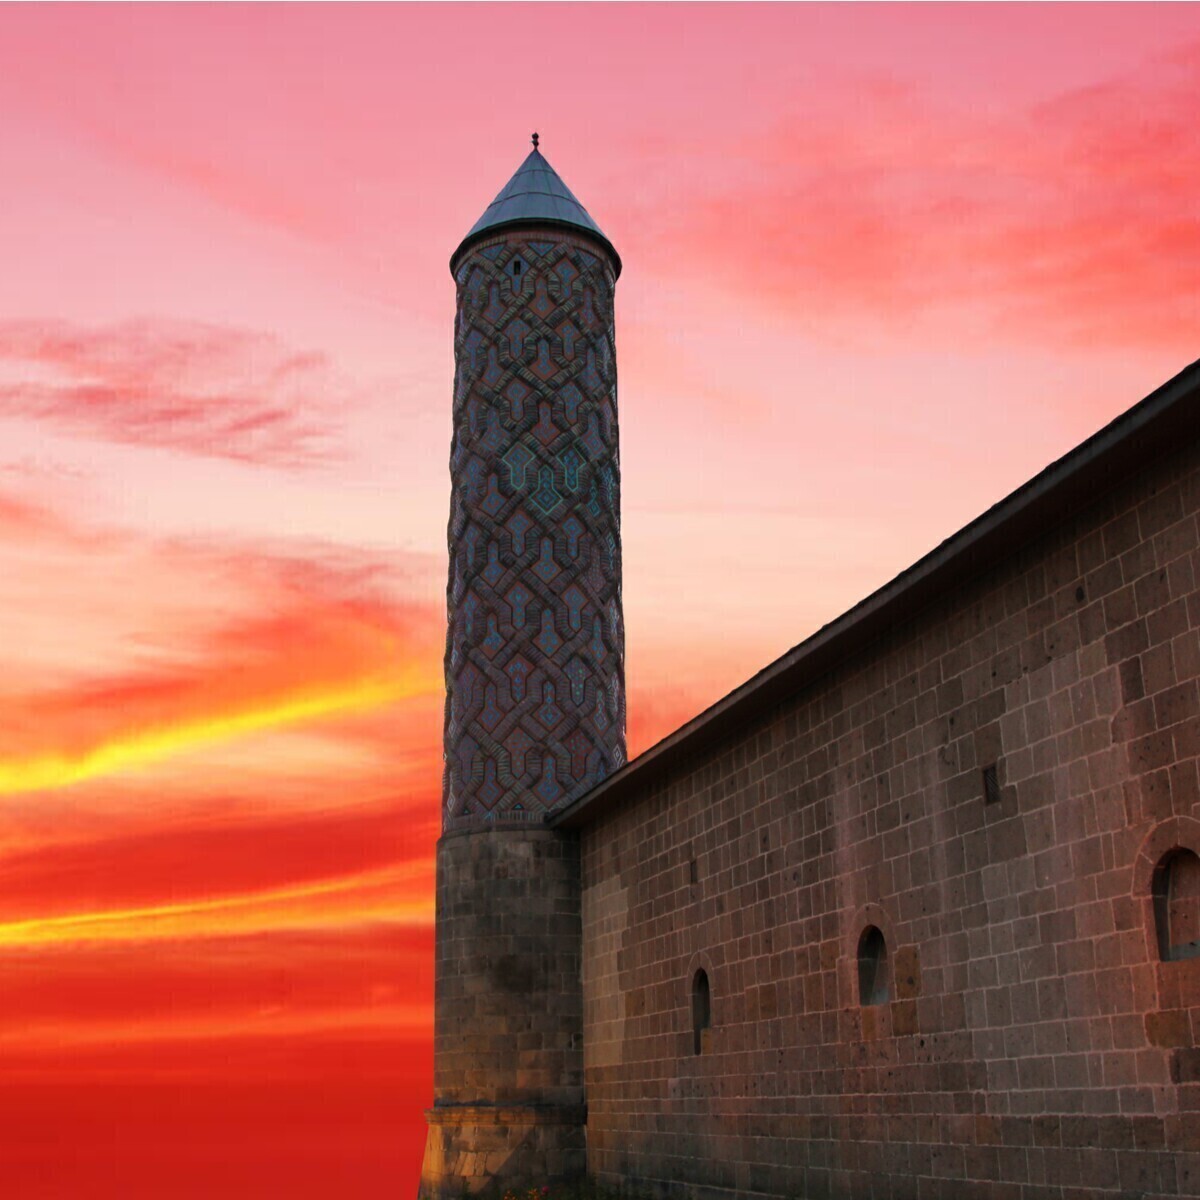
{"left": 452, "top": 145, "right": 620, "bottom": 277}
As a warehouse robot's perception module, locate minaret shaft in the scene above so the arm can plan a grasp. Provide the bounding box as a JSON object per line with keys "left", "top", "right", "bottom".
{"left": 443, "top": 226, "right": 625, "bottom": 828}
{"left": 421, "top": 148, "right": 623, "bottom": 1197}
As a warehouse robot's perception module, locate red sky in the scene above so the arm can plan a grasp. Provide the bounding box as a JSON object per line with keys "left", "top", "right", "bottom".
{"left": 1, "top": 5, "right": 1198, "bottom": 1195}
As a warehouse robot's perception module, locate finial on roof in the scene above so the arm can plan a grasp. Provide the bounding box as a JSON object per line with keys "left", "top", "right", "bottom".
{"left": 451, "top": 137, "right": 621, "bottom": 278}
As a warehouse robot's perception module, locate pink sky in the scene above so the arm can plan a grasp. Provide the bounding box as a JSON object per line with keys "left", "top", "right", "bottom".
{"left": 0, "top": 5, "right": 1197, "bottom": 1195}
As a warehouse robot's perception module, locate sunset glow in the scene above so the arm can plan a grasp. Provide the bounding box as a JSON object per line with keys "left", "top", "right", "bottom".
{"left": 0, "top": 674, "right": 436, "bottom": 796}
{"left": 0, "top": 861, "right": 432, "bottom": 951}
{"left": 2, "top": 5, "right": 1198, "bottom": 1196}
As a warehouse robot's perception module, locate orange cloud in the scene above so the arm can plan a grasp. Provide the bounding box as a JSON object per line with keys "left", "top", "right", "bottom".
{"left": 0, "top": 797, "right": 435, "bottom": 917}
{"left": 0, "top": 859, "right": 432, "bottom": 950}
{"left": 1, "top": 521, "right": 445, "bottom": 767}
{"left": 0, "top": 671, "right": 434, "bottom": 796}
{"left": 0, "top": 924, "right": 432, "bottom": 1035}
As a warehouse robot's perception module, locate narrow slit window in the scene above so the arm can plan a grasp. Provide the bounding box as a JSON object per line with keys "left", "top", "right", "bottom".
{"left": 983, "top": 763, "right": 1001, "bottom": 805}
{"left": 857, "top": 926, "right": 889, "bottom": 1006}
{"left": 691, "top": 969, "right": 711, "bottom": 1055}
{"left": 1154, "top": 848, "right": 1200, "bottom": 962}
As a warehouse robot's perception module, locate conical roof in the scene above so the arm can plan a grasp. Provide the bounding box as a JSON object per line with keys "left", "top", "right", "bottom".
{"left": 451, "top": 147, "right": 620, "bottom": 277}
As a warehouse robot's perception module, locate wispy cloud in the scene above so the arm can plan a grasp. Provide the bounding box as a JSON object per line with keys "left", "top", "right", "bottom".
{"left": 0, "top": 861, "right": 432, "bottom": 949}
{"left": 0, "top": 319, "right": 351, "bottom": 466}
{"left": 0, "top": 674, "right": 434, "bottom": 797}
{"left": 0, "top": 489, "right": 68, "bottom": 538}
{"left": 0, "top": 925, "right": 434, "bottom": 1063}
{"left": 655, "top": 47, "right": 1200, "bottom": 350}
{"left": 0, "top": 488, "right": 444, "bottom": 802}
{"left": 0, "top": 800, "right": 434, "bottom": 921}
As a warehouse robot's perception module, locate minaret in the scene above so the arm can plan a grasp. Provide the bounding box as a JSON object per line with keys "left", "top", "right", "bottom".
{"left": 420, "top": 138, "right": 624, "bottom": 1195}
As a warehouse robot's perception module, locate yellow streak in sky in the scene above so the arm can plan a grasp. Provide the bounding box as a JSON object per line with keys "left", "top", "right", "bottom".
{"left": 0, "top": 862, "right": 434, "bottom": 949}
{"left": 0, "top": 671, "right": 436, "bottom": 796}
{"left": 0, "top": 1004, "right": 434, "bottom": 1054}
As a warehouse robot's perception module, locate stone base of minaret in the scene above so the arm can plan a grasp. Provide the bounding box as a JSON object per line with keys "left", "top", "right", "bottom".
{"left": 418, "top": 827, "right": 586, "bottom": 1197}
{"left": 420, "top": 1104, "right": 586, "bottom": 1197}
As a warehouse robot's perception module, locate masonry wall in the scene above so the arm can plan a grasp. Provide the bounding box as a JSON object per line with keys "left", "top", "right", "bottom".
{"left": 421, "top": 828, "right": 585, "bottom": 1196}
{"left": 580, "top": 438, "right": 1200, "bottom": 1199}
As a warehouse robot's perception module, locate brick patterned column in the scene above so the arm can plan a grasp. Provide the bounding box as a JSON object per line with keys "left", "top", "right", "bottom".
{"left": 422, "top": 155, "right": 622, "bottom": 1193}
{"left": 442, "top": 228, "right": 625, "bottom": 828}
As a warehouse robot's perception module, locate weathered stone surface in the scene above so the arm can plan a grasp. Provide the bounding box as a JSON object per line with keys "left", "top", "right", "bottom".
{"left": 420, "top": 827, "right": 585, "bottom": 1196}
{"left": 420, "top": 1104, "right": 586, "bottom": 1198}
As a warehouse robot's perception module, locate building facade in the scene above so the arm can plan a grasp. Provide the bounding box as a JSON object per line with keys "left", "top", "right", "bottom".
{"left": 424, "top": 144, "right": 1200, "bottom": 1199}
{"left": 560, "top": 365, "right": 1200, "bottom": 1199}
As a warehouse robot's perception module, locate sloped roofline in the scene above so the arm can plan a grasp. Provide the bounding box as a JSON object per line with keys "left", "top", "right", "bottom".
{"left": 553, "top": 356, "right": 1200, "bottom": 830}
{"left": 450, "top": 148, "right": 621, "bottom": 278}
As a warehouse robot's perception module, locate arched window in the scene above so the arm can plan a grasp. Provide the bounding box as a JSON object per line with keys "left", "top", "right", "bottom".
{"left": 691, "top": 968, "right": 711, "bottom": 1055}
{"left": 857, "top": 925, "right": 890, "bottom": 1006}
{"left": 1153, "top": 848, "right": 1200, "bottom": 962}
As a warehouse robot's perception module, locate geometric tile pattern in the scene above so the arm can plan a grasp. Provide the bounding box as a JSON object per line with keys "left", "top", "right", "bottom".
{"left": 443, "top": 232, "right": 625, "bottom": 828}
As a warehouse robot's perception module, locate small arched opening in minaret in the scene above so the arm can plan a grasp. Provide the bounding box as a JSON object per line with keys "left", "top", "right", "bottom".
{"left": 691, "top": 968, "right": 711, "bottom": 1055}
{"left": 1153, "top": 847, "right": 1200, "bottom": 961}
{"left": 857, "top": 925, "right": 889, "bottom": 1006}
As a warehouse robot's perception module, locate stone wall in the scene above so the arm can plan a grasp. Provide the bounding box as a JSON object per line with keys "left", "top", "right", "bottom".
{"left": 421, "top": 827, "right": 584, "bottom": 1196}
{"left": 580, "top": 438, "right": 1200, "bottom": 1199}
